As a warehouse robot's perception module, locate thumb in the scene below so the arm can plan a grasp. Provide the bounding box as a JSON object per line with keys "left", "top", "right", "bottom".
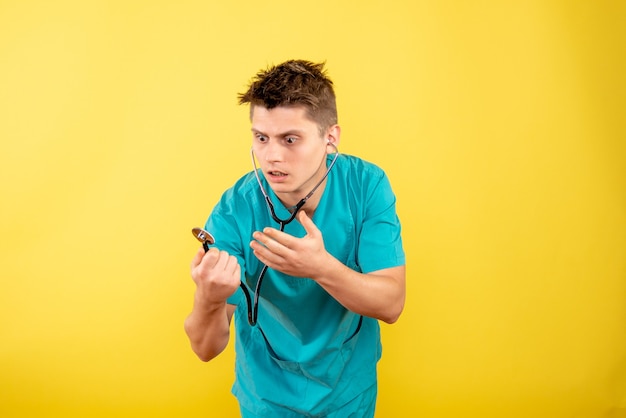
{"left": 297, "top": 210, "right": 320, "bottom": 237}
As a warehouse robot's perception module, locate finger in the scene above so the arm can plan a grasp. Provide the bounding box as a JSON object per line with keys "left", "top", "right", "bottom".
{"left": 250, "top": 239, "right": 283, "bottom": 265}
{"left": 210, "top": 249, "right": 232, "bottom": 272}
{"left": 198, "top": 247, "right": 220, "bottom": 269}
{"left": 297, "top": 211, "right": 320, "bottom": 237}
{"left": 224, "top": 254, "right": 241, "bottom": 277}
{"left": 253, "top": 229, "right": 282, "bottom": 249}
{"left": 259, "top": 226, "right": 302, "bottom": 248}
{"left": 250, "top": 235, "right": 276, "bottom": 257}
{"left": 190, "top": 247, "right": 206, "bottom": 268}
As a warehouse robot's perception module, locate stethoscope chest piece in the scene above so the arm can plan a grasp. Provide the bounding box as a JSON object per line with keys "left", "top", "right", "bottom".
{"left": 192, "top": 227, "right": 215, "bottom": 251}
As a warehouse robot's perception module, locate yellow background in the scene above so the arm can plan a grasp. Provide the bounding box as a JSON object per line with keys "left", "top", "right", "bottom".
{"left": 1, "top": 1, "right": 625, "bottom": 417}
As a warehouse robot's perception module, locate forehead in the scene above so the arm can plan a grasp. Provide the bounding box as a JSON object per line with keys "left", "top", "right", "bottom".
{"left": 251, "top": 105, "right": 318, "bottom": 133}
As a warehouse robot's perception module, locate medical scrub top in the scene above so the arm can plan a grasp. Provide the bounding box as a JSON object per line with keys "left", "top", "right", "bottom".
{"left": 204, "top": 154, "right": 405, "bottom": 417}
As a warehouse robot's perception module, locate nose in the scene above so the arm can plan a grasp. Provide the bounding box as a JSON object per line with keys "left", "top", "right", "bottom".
{"left": 264, "top": 140, "right": 284, "bottom": 162}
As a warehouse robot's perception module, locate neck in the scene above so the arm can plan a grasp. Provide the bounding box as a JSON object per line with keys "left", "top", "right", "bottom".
{"left": 280, "top": 177, "right": 327, "bottom": 218}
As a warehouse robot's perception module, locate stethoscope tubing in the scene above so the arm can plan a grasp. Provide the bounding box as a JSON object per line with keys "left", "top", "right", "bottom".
{"left": 193, "top": 144, "right": 362, "bottom": 337}
{"left": 242, "top": 144, "right": 339, "bottom": 325}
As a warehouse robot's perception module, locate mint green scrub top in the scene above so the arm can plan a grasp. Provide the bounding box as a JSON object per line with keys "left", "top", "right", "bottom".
{"left": 204, "top": 154, "right": 405, "bottom": 417}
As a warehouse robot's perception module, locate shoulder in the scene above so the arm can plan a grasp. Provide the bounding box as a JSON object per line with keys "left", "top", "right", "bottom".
{"left": 335, "top": 154, "right": 384, "bottom": 173}
{"left": 334, "top": 154, "right": 387, "bottom": 184}
{"left": 332, "top": 154, "right": 393, "bottom": 198}
{"left": 210, "top": 171, "right": 263, "bottom": 218}
{"left": 205, "top": 171, "right": 261, "bottom": 243}
{"left": 220, "top": 171, "right": 261, "bottom": 203}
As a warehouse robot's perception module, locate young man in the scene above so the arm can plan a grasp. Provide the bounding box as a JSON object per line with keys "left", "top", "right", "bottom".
{"left": 185, "top": 60, "right": 405, "bottom": 417}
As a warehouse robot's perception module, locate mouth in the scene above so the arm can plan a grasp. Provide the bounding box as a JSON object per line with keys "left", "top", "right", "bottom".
{"left": 265, "top": 170, "right": 289, "bottom": 183}
{"left": 267, "top": 170, "right": 287, "bottom": 178}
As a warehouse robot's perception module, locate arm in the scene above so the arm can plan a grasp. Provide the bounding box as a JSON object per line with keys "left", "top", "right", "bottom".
{"left": 250, "top": 211, "right": 406, "bottom": 323}
{"left": 184, "top": 247, "right": 240, "bottom": 361}
{"left": 309, "top": 261, "right": 405, "bottom": 324}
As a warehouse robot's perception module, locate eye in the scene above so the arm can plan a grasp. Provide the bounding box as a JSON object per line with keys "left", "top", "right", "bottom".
{"left": 285, "top": 136, "right": 297, "bottom": 144}
{"left": 255, "top": 133, "right": 268, "bottom": 143}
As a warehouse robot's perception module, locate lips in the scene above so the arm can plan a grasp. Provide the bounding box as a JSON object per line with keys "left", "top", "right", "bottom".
{"left": 266, "top": 170, "right": 288, "bottom": 182}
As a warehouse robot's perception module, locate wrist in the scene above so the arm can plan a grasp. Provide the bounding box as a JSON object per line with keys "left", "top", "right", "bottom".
{"left": 311, "top": 252, "right": 340, "bottom": 283}
{"left": 194, "top": 293, "right": 227, "bottom": 313}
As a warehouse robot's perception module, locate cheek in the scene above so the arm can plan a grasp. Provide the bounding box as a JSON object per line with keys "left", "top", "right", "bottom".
{"left": 299, "top": 148, "right": 327, "bottom": 171}
{"left": 251, "top": 145, "right": 265, "bottom": 167}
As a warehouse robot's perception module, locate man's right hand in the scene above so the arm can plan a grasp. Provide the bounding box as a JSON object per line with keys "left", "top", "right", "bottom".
{"left": 190, "top": 247, "right": 241, "bottom": 305}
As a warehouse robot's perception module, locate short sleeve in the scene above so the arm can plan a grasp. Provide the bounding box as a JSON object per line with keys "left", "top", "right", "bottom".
{"left": 356, "top": 171, "right": 405, "bottom": 273}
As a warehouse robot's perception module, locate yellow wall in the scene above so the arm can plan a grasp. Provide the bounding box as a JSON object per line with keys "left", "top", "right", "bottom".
{"left": 1, "top": 1, "right": 624, "bottom": 417}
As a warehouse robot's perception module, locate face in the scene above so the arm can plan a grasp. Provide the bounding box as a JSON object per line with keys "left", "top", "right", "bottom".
{"left": 251, "top": 105, "right": 339, "bottom": 207}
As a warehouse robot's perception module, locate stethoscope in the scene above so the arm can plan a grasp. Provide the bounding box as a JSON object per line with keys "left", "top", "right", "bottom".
{"left": 192, "top": 142, "right": 339, "bottom": 326}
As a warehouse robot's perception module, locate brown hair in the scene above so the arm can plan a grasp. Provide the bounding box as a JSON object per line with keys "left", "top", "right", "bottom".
{"left": 238, "top": 60, "right": 338, "bottom": 136}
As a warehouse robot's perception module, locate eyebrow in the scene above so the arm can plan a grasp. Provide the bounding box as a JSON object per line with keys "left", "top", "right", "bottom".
{"left": 251, "top": 128, "right": 306, "bottom": 137}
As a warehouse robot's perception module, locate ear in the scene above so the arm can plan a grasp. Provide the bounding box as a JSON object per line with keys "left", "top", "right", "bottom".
{"left": 325, "top": 124, "right": 341, "bottom": 152}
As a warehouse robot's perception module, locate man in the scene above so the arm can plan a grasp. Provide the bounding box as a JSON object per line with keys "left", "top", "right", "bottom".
{"left": 185, "top": 59, "right": 405, "bottom": 417}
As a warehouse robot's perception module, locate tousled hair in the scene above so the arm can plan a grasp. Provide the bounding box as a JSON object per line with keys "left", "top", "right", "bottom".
{"left": 238, "top": 60, "right": 338, "bottom": 136}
